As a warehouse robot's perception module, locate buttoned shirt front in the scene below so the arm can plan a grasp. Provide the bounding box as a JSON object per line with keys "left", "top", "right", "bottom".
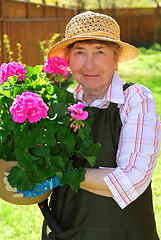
{"left": 73, "top": 73, "right": 161, "bottom": 209}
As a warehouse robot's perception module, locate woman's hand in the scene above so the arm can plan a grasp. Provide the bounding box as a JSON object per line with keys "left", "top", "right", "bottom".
{"left": 80, "top": 168, "right": 114, "bottom": 197}
{"left": 3, "top": 172, "right": 62, "bottom": 198}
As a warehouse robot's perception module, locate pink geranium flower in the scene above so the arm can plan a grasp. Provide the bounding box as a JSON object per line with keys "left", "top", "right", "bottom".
{"left": 68, "top": 102, "right": 88, "bottom": 132}
{"left": 68, "top": 102, "right": 88, "bottom": 120}
{"left": 9, "top": 92, "right": 49, "bottom": 123}
{"left": 43, "top": 56, "right": 69, "bottom": 77}
{"left": 0, "top": 61, "right": 27, "bottom": 85}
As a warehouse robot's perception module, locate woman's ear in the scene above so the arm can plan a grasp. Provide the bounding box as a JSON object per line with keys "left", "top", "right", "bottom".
{"left": 118, "top": 47, "right": 122, "bottom": 62}
{"left": 65, "top": 55, "right": 69, "bottom": 64}
{"left": 64, "top": 47, "right": 71, "bottom": 64}
{"left": 64, "top": 54, "right": 71, "bottom": 72}
{"left": 115, "top": 47, "right": 122, "bottom": 70}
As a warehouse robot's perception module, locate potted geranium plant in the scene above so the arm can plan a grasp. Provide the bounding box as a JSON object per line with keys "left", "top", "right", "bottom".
{"left": 0, "top": 58, "right": 101, "bottom": 205}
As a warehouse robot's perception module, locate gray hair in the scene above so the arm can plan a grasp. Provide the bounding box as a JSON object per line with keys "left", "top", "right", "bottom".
{"left": 64, "top": 39, "right": 121, "bottom": 63}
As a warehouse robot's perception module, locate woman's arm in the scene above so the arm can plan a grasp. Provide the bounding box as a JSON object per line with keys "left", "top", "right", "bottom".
{"left": 104, "top": 84, "right": 161, "bottom": 209}
{"left": 80, "top": 168, "right": 114, "bottom": 197}
{"left": 81, "top": 84, "right": 160, "bottom": 207}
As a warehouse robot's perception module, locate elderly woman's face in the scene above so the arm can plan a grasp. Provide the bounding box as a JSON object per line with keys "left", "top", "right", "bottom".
{"left": 67, "top": 41, "right": 118, "bottom": 93}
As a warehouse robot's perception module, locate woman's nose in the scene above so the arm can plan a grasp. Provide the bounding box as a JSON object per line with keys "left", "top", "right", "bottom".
{"left": 84, "top": 54, "right": 95, "bottom": 70}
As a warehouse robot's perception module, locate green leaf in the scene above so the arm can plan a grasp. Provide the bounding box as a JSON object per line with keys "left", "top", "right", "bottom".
{"left": 0, "top": 140, "right": 15, "bottom": 161}
{"left": 81, "top": 143, "right": 102, "bottom": 167}
{"left": 60, "top": 167, "right": 85, "bottom": 192}
{"left": 52, "top": 102, "right": 68, "bottom": 117}
{"left": 11, "top": 84, "right": 23, "bottom": 97}
{"left": 81, "top": 136, "right": 93, "bottom": 148}
{"left": 8, "top": 75, "right": 19, "bottom": 84}
{"left": 30, "top": 77, "right": 48, "bottom": 88}
{"left": 0, "top": 87, "right": 11, "bottom": 98}
{"left": 83, "top": 155, "right": 96, "bottom": 167}
{"left": 31, "top": 155, "right": 43, "bottom": 165}
{"left": 43, "top": 130, "right": 56, "bottom": 147}
{"left": 14, "top": 126, "right": 47, "bottom": 149}
{"left": 8, "top": 166, "right": 36, "bottom": 191}
{"left": 42, "top": 156, "right": 67, "bottom": 179}
{"left": 33, "top": 144, "right": 50, "bottom": 157}
{"left": 55, "top": 86, "right": 75, "bottom": 105}
{"left": 14, "top": 147, "right": 34, "bottom": 170}
{"left": 14, "top": 130, "right": 32, "bottom": 148}
{"left": 3, "top": 113, "right": 17, "bottom": 131}
{"left": 30, "top": 169, "right": 48, "bottom": 183}
{"left": 50, "top": 156, "right": 66, "bottom": 172}
{"left": 26, "top": 65, "right": 43, "bottom": 77}
{"left": 43, "top": 156, "right": 52, "bottom": 169}
{"left": 57, "top": 129, "right": 76, "bottom": 154}
{"left": 82, "top": 123, "right": 92, "bottom": 136}
{"left": 46, "top": 84, "right": 54, "bottom": 95}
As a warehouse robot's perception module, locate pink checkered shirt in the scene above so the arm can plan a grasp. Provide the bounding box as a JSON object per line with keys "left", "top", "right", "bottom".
{"left": 73, "top": 73, "right": 161, "bottom": 209}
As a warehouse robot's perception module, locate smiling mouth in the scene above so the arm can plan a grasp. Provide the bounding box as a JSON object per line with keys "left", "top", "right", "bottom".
{"left": 84, "top": 74, "right": 99, "bottom": 77}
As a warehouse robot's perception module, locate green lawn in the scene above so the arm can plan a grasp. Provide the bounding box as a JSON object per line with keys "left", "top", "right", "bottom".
{"left": 0, "top": 202, "right": 43, "bottom": 239}
{"left": 0, "top": 48, "right": 161, "bottom": 239}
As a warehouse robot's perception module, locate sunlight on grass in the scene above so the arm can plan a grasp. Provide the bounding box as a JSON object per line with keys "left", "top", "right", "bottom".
{"left": 0, "top": 200, "right": 43, "bottom": 239}
{"left": 118, "top": 51, "right": 161, "bottom": 117}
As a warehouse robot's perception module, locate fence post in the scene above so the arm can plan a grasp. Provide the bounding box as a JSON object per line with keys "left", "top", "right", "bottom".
{"left": 111, "top": 4, "right": 116, "bottom": 18}
{"left": 154, "top": 6, "right": 161, "bottom": 43}
{"left": 43, "top": 0, "right": 47, "bottom": 18}
{"left": 55, "top": 1, "right": 59, "bottom": 33}
{"left": 26, "top": 0, "right": 33, "bottom": 65}
{"left": 26, "top": 0, "right": 31, "bottom": 18}
{"left": 1, "top": 0, "right": 6, "bottom": 63}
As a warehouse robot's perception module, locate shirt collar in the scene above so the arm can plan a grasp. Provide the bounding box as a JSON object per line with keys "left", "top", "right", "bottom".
{"left": 73, "top": 73, "right": 125, "bottom": 108}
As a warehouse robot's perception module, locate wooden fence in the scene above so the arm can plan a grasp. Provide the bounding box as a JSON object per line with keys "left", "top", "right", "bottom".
{"left": 0, "top": 0, "right": 161, "bottom": 66}
{"left": 0, "top": 0, "right": 77, "bottom": 65}
{"left": 97, "top": 7, "right": 161, "bottom": 48}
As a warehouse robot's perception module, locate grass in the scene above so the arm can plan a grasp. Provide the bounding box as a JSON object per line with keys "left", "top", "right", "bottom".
{"left": 0, "top": 202, "right": 43, "bottom": 239}
{"left": 118, "top": 49, "right": 161, "bottom": 117}
{"left": 0, "top": 47, "right": 161, "bottom": 239}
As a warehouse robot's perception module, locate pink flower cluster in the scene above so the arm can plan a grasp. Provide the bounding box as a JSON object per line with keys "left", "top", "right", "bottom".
{"left": 9, "top": 92, "right": 49, "bottom": 123}
{"left": 68, "top": 102, "right": 88, "bottom": 132}
{"left": 43, "top": 56, "right": 69, "bottom": 77}
{"left": 0, "top": 61, "right": 27, "bottom": 85}
{"left": 68, "top": 102, "right": 88, "bottom": 120}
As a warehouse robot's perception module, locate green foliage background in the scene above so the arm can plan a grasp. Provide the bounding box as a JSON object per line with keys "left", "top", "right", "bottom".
{"left": 0, "top": 45, "right": 161, "bottom": 239}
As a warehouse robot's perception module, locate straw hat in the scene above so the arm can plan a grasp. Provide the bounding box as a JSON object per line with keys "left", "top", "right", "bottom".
{"left": 48, "top": 11, "right": 139, "bottom": 62}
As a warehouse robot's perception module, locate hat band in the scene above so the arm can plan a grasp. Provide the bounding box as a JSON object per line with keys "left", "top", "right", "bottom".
{"left": 66, "top": 31, "right": 120, "bottom": 42}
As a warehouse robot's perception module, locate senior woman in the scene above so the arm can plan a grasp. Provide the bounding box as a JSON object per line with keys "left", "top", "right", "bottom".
{"left": 40, "top": 11, "right": 161, "bottom": 240}
{"left": 4, "top": 11, "right": 160, "bottom": 240}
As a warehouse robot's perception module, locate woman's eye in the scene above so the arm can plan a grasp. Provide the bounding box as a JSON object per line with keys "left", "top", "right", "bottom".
{"left": 98, "top": 50, "right": 104, "bottom": 54}
{"left": 76, "top": 51, "right": 83, "bottom": 55}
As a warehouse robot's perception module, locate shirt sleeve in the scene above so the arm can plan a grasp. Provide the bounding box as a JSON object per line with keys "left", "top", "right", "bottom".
{"left": 103, "top": 84, "right": 161, "bottom": 209}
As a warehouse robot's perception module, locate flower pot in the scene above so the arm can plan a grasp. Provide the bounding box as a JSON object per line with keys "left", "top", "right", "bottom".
{"left": 0, "top": 159, "right": 52, "bottom": 205}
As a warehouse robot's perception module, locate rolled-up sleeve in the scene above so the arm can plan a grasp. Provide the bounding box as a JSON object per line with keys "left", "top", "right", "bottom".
{"left": 103, "top": 84, "right": 161, "bottom": 209}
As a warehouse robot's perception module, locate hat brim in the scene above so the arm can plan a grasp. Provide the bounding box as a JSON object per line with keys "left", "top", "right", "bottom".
{"left": 47, "top": 34, "right": 139, "bottom": 63}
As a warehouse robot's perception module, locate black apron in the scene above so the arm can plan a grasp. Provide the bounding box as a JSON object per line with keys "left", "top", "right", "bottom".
{"left": 42, "top": 85, "right": 159, "bottom": 240}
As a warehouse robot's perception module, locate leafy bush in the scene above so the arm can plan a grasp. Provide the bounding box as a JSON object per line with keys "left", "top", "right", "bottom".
{"left": 139, "top": 42, "right": 161, "bottom": 55}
